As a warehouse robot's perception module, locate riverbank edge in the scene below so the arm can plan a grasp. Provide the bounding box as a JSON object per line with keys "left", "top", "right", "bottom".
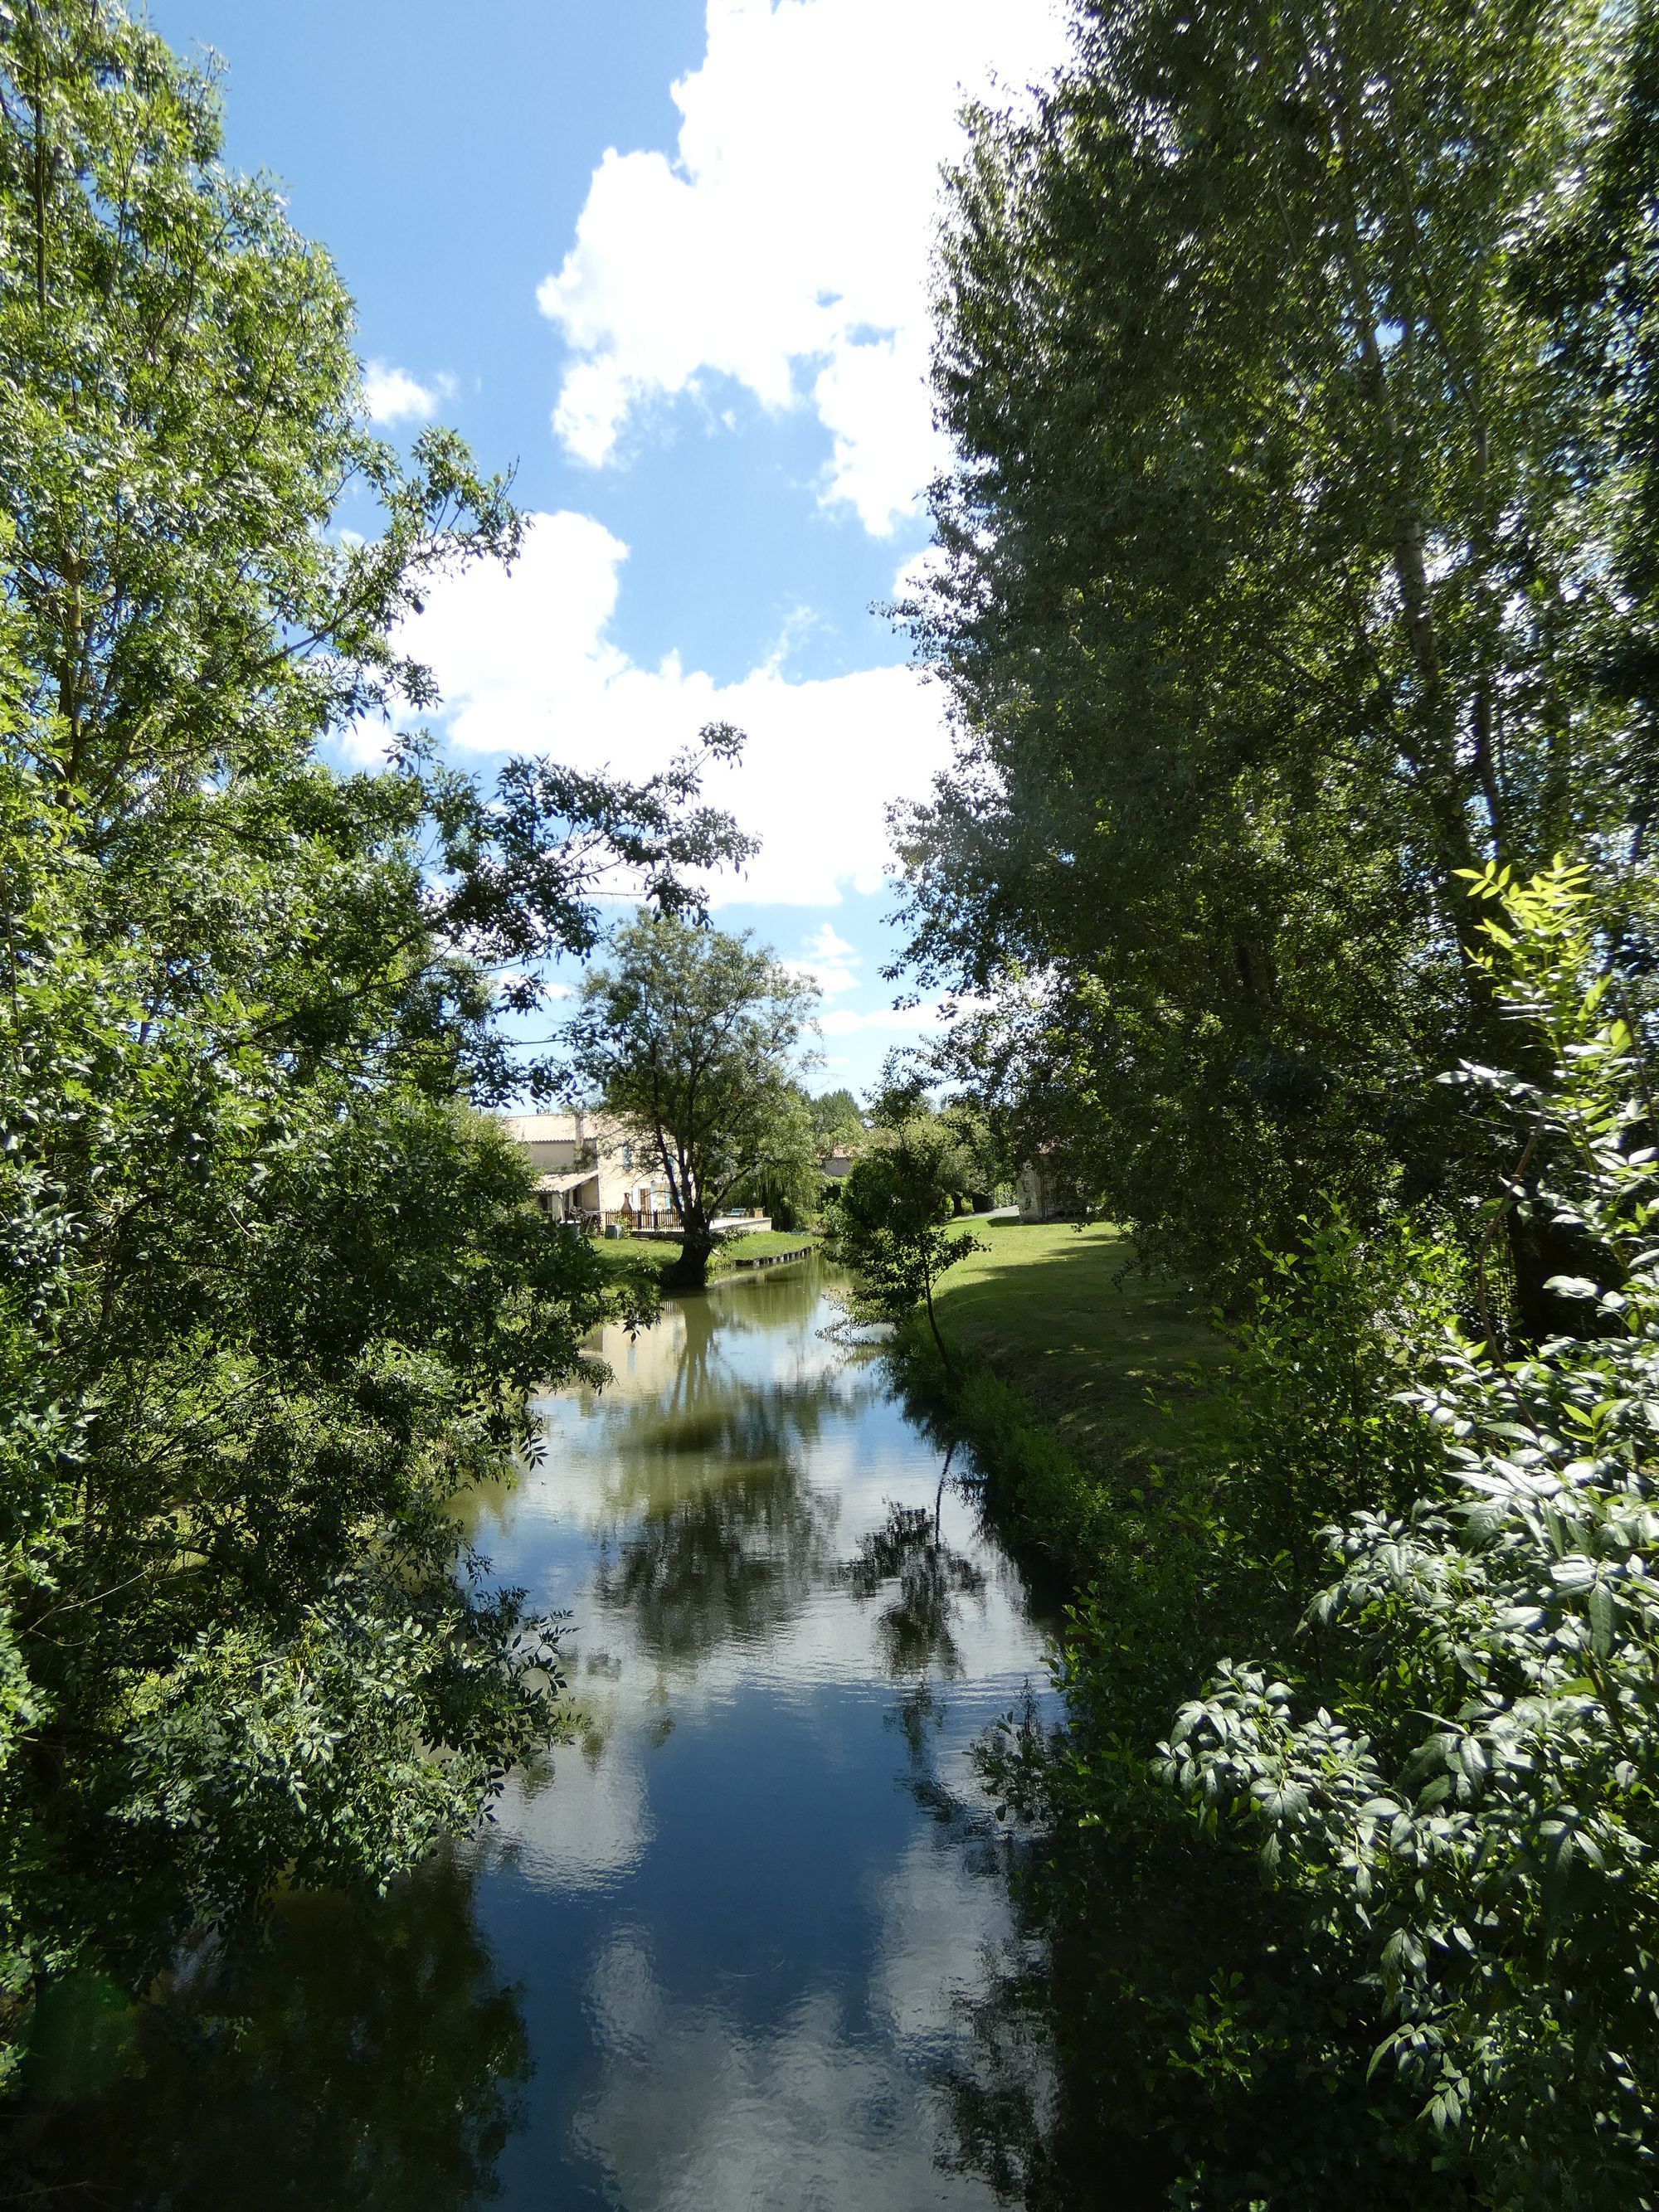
{"left": 883, "top": 1316, "right": 1114, "bottom": 1595}
{"left": 588, "top": 1228, "right": 825, "bottom": 1290}
{"left": 878, "top": 1319, "right": 1447, "bottom": 2207}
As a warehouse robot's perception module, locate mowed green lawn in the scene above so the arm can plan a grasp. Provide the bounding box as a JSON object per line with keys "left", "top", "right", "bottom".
{"left": 584, "top": 1227, "right": 820, "bottom": 1285}
{"left": 933, "top": 1220, "right": 1233, "bottom": 1474}
{"left": 712, "top": 1228, "right": 819, "bottom": 1263}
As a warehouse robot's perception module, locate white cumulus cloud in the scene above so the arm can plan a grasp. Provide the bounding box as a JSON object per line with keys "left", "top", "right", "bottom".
{"left": 362, "top": 510, "right": 952, "bottom": 908}
{"left": 786, "top": 921, "right": 861, "bottom": 995}
{"left": 362, "top": 360, "right": 449, "bottom": 425}
{"left": 819, "top": 999, "right": 946, "bottom": 1036}
{"left": 538, "top": 0, "right": 1068, "bottom": 534}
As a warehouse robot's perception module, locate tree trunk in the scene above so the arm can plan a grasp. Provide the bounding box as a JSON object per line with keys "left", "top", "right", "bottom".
{"left": 664, "top": 1223, "right": 716, "bottom": 1293}
{"left": 922, "top": 1271, "right": 956, "bottom": 1382}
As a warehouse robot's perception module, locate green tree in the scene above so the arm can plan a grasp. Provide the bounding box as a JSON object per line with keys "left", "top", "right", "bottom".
{"left": 562, "top": 914, "right": 820, "bottom": 1291}
{"left": 724, "top": 1142, "right": 822, "bottom": 1232}
{"left": 809, "top": 1087, "right": 866, "bottom": 1154}
{"left": 894, "top": 0, "right": 1634, "bottom": 1315}
{"left": 832, "top": 1119, "right": 985, "bottom": 1377}
{"left": 0, "top": 0, "right": 747, "bottom": 2080}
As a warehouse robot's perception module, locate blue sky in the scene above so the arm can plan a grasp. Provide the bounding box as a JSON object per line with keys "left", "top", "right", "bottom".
{"left": 148, "top": 0, "right": 1068, "bottom": 1094}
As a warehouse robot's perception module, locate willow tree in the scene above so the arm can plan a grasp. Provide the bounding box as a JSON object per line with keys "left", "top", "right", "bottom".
{"left": 896, "top": 0, "right": 1640, "bottom": 1315}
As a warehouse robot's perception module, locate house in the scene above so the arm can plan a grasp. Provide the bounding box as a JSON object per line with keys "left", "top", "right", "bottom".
{"left": 820, "top": 1145, "right": 858, "bottom": 1181}
{"left": 1014, "top": 1154, "right": 1082, "bottom": 1223}
{"left": 497, "top": 1111, "right": 678, "bottom": 1232}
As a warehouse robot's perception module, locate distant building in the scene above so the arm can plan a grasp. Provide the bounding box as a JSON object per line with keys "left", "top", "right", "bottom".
{"left": 820, "top": 1145, "right": 858, "bottom": 1181}
{"left": 497, "top": 1111, "right": 676, "bottom": 1231}
{"left": 1014, "top": 1155, "right": 1082, "bottom": 1223}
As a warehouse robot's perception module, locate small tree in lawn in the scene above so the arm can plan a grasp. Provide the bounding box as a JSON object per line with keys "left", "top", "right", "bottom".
{"left": 834, "top": 1119, "right": 986, "bottom": 1378}
{"left": 563, "top": 914, "right": 820, "bottom": 1291}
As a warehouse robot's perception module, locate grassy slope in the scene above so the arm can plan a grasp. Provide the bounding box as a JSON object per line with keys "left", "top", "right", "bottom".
{"left": 932, "top": 1220, "right": 1233, "bottom": 1481}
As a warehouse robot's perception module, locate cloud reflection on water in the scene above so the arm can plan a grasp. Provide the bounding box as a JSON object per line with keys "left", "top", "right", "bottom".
{"left": 472, "top": 1262, "right": 1058, "bottom": 2211}
{"left": 573, "top": 1927, "right": 1001, "bottom": 2212}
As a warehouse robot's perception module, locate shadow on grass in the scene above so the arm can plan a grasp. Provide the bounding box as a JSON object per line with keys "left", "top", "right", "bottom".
{"left": 932, "top": 1225, "right": 1234, "bottom": 1474}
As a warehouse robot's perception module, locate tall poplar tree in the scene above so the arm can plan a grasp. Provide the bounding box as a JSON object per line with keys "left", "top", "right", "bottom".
{"left": 896, "top": 0, "right": 1639, "bottom": 1311}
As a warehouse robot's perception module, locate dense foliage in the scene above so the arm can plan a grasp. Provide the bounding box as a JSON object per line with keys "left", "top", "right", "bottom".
{"left": 808, "top": 1087, "right": 867, "bottom": 1154}
{"left": 0, "top": 0, "right": 744, "bottom": 2088}
{"left": 959, "top": 870, "right": 1659, "bottom": 2207}
{"left": 860, "top": 0, "right": 1659, "bottom": 2201}
{"left": 894, "top": 0, "right": 1657, "bottom": 1321}
{"left": 1167, "top": 866, "right": 1659, "bottom": 2204}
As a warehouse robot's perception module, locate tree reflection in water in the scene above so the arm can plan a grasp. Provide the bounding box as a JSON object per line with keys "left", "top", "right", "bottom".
{"left": 932, "top": 1900, "right": 1177, "bottom": 2212}
{"left": 847, "top": 1457, "right": 1160, "bottom": 2212}
{"left": 3, "top": 1853, "right": 528, "bottom": 2212}
{"left": 591, "top": 1447, "right": 840, "bottom": 1665}
{"left": 586, "top": 1311, "right": 1100, "bottom": 2212}
{"left": 584, "top": 1283, "right": 871, "bottom": 1672}
{"left": 844, "top": 1477, "right": 987, "bottom": 1680}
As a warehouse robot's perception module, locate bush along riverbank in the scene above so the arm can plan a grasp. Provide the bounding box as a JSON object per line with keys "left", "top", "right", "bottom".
{"left": 886, "top": 877, "right": 1659, "bottom": 2208}
{"left": 889, "top": 1235, "right": 1467, "bottom": 2210}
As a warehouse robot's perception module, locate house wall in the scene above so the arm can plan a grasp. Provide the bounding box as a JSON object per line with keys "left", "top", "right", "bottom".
{"left": 497, "top": 1112, "right": 676, "bottom": 1228}
{"left": 1014, "top": 1159, "right": 1080, "bottom": 1223}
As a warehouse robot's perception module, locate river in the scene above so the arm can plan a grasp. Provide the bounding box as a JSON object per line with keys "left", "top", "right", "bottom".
{"left": 17, "top": 1255, "right": 1062, "bottom": 2209}
{"left": 465, "top": 1256, "right": 1058, "bottom": 2209}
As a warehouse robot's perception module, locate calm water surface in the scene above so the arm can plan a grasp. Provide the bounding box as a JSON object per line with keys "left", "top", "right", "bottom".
{"left": 17, "top": 1257, "right": 1059, "bottom": 2210}
{"left": 463, "top": 1257, "right": 1058, "bottom": 2210}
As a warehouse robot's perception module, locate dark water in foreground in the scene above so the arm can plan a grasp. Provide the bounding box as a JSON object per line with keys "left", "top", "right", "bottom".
{"left": 17, "top": 1259, "right": 1062, "bottom": 2210}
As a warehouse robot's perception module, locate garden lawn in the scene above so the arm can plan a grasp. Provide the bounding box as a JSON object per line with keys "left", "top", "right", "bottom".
{"left": 932, "top": 1220, "right": 1233, "bottom": 1477}
{"left": 711, "top": 1228, "right": 819, "bottom": 1266}
{"left": 585, "top": 1227, "right": 821, "bottom": 1286}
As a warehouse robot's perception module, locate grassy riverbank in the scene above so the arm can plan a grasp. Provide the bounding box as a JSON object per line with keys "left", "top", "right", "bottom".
{"left": 586, "top": 1227, "right": 821, "bottom": 1288}
{"left": 935, "top": 1221, "right": 1232, "bottom": 1475}
{"left": 894, "top": 1218, "right": 1235, "bottom": 1588}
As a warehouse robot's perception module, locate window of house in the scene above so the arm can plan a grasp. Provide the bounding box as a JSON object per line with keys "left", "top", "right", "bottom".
{"left": 621, "top": 1142, "right": 634, "bottom": 1169}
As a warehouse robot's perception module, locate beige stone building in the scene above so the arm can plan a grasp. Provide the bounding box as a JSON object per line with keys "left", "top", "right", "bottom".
{"left": 1014, "top": 1154, "right": 1082, "bottom": 1223}
{"left": 497, "top": 1111, "right": 676, "bottom": 1231}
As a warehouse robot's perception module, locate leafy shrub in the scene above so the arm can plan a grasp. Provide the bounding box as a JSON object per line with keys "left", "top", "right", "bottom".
{"left": 831, "top": 1120, "right": 986, "bottom": 1373}
{"left": 1165, "top": 863, "right": 1659, "bottom": 2205}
